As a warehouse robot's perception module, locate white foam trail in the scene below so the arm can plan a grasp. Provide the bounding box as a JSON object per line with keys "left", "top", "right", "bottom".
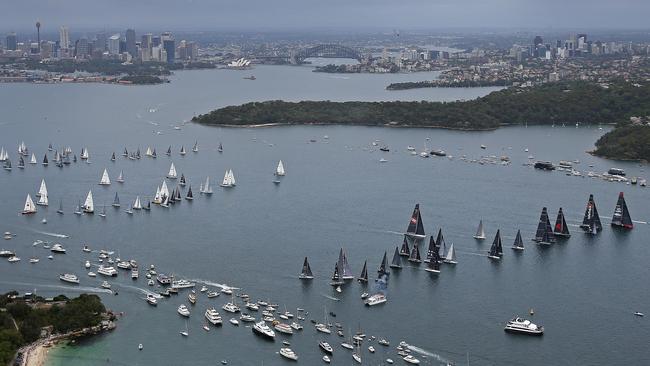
{"left": 456, "top": 250, "right": 487, "bottom": 257}
{"left": 187, "top": 278, "right": 236, "bottom": 290}
{"left": 321, "top": 294, "right": 341, "bottom": 301}
{"left": 0, "top": 280, "right": 111, "bottom": 294}
{"left": 632, "top": 220, "right": 647, "bottom": 224}
{"left": 407, "top": 345, "right": 451, "bottom": 364}
{"left": 119, "top": 284, "right": 162, "bottom": 298}
{"left": 32, "top": 230, "right": 69, "bottom": 238}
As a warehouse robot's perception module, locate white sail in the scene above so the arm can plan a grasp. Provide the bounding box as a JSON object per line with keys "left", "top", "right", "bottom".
{"left": 145, "top": 147, "right": 153, "bottom": 156}
{"left": 202, "top": 176, "right": 212, "bottom": 194}
{"left": 81, "top": 147, "right": 89, "bottom": 160}
{"left": 167, "top": 163, "right": 177, "bottom": 179}
{"left": 117, "top": 170, "right": 124, "bottom": 183}
{"left": 221, "top": 170, "right": 230, "bottom": 187}
{"left": 474, "top": 220, "right": 485, "bottom": 239}
{"left": 83, "top": 190, "right": 94, "bottom": 213}
{"left": 154, "top": 186, "right": 161, "bottom": 203}
{"left": 444, "top": 243, "right": 456, "bottom": 263}
{"left": 99, "top": 168, "right": 111, "bottom": 185}
{"left": 276, "top": 160, "right": 285, "bottom": 176}
{"left": 0, "top": 147, "right": 6, "bottom": 161}
{"left": 133, "top": 196, "right": 142, "bottom": 210}
{"left": 161, "top": 180, "right": 170, "bottom": 198}
{"left": 30, "top": 153, "right": 37, "bottom": 164}
{"left": 229, "top": 169, "right": 236, "bottom": 186}
{"left": 38, "top": 179, "right": 48, "bottom": 198}
{"left": 37, "top": 192, "right": 48, "bottom": 206}
{"left": 23, "top": 194, "right": 37, "bottom": 214}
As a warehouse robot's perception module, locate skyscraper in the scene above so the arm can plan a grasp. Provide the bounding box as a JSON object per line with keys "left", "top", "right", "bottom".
{"left": 5, "top": 32, "right": 17, "bottom": 51}
{"left": 161, "top": 32, "right": 175, "bottom": 64}
{"left": 141, "top": 33, "right": 152, "bottom": 50}
{"left": 59, "top": 26, "right": 70, "bottom": 49}
{"left": 125, "top": 28, "right": 136, "bottom": 58}
{"left": 108, "top": 34, "right": 120, "bottom": 55}
{"left": 95, "top": 32, "right": 107, "bottom": 52}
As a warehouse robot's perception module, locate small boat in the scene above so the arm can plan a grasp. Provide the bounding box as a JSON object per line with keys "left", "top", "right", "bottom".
{"left": 364, "top": 293, "right": 387, "bottom": 306}
{"left": 218, "top": 143, "right": 223, "bottom": 153}
{"left": 7, "top": 256, "right": 20, "bottom": 262}
{"left": 56, "top": 199, "right": 64, "bottom": 215}
{"left": 188, "top": 292, "right": 197, "bottom": 304}
{"left": 240, "top": 313, "right": 256, "bottom": 322}
{"left": 88, "top": 272, "right": 96, "bottom": 277}
{"left": 180, "top": 321, "right": 189, "bottom": 337}
{"left": 116, "top": 170, "right": 125, "bottom": 183}
{"left": 634, "top": 312, "right": 644, "bottom": 317}
{"left": 368, "top": 345, "right": 375, "bottom": 353}
{"left": 177, "top": 304, "right": 191, "bottom": 317}
{"left": 146, "top": 294, "right": 157, "bottom": 306}
{"left": 533, "top": 207, "right": 556, "bottom": 245}
{"left": 358, "top": 260, "right": 369, "bottom": 283}
{"left": 473, "top": 220, "right": 486, "bottom": 239}
{"left": 99, "top": 169, "right": 111, "bottom": 185}
{"left": 378, "top": 338, "right": 390, "bottom": 346}
{"left": 167, "top": 163, "right": 177, "bottom": 179}
{"left": 21, "top": 194, "right": 37, "bottom": 215}
{"left": 443, "top": 243, "right": 457, "bottom": 264}
{"left": 138, "top": 343, "right": 143, "bottom": 350}
{"left": 322, "top": 355, "right": 331, "bottom": 363}
{"left": 220, "top": 169, "right": 236, "bottom": 188}
{"left": 391, "top": 245, "right": 404, "bottom": 267}
{"left": 192, "top": 141, "right": 199, "bottom": 153}
{"left": 101, "top": 281, "right": 111, "bottom": 289}
{"left": 403, "top": 355, "right": 420, "bottom": 364}
{"left": 112, "top": 192, "right": 121, "bottom": 208}
{"left": 229, "top": 318, "right": 239, "bottom": 326}
{"left": 252, "top": 321, "right": 276, "bottom": 339}
{"left": 504, "top": 316, "right": 544, "bottom": 335}
{"left": 179, "top": 146, "right": 186, "bottom": 156}
{"left": 407, "top": 241, "right": 421, "bottom": 263}
{"left": 275, "top": 160, "right": 286, "bottom": 176}
{"left": 319, "top": 341, "right": 333, "bottom": 354}
{"left": 553, "top": 208, "right": 571, "bottom": 237}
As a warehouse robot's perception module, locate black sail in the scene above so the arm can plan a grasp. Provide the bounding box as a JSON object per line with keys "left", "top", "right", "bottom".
{"left": 489, "top": 229, "right": 503, "bottom": 258}
{"left": 378, "top": 252, "right": 388, "bottom": 275}
{"left": 358, "top": 260, "right": 368, "bottom": 283}
{"left": 399, "top": 236, "right": 410, "bottom": 257}
{"left": 512, "top": 229, "right": 524, "bottom": 249}
{"left": 611, "top": 192, "right": 633, "bottom": 229}
{"left": 425, "top": 235, "right": 437, "bottom": 263}
{"left": 186, "top": 185, "right": 194, "bottom": 199}
{"left": 390, "top": 247, "right": 402, "bottom": 269}
{"left": 581, "top": 194, "right": 603, "bottom": 233}
{"left": 435, "top": 228, "right": 446, "bottom": 260}
{"left": 534, "top": 207, "right": 549, "bottom": 242}
{"left": 554, "top": 208, "right": 571, "bottom": 237}
{"left": 408, "top": 242, "right": 421, "bottom": 262}
{"left": 406, "top": 204, "right": 425, "bottom": 237}
{"left": 301, "top": 257, "right": 313, "bottom": 278}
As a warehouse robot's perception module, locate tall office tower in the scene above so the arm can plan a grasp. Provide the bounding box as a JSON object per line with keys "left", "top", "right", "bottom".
{"left": 108, "top": 34, "right": 120, "bottom": 55}
{"left": 59, "top": 26, "right": 70, "bottom": 49}
{"left": 6, "top": 32, "right": 17, "bottom": 50}
{"left": 141, "top": 33, "right": 152, "bottom": 49}
{"left": 95, "top": 32, "right": 107, "bottom": 52}
{"left": 161, "top": 32, "right": 174, "bottom": 64}
{"left": 126, "top": 28, "right": 136, "bottom": 58}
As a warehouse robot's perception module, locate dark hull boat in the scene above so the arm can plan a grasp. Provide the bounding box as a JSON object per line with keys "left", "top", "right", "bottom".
{"left": 533, "top": 207, "right": 556, "bottom": 245}
{"left": 358, "top": 261, "right": 368, "bottom": 283}
{"left": 553, "top": 208, "right": 571, "bottom": 238}
{"left": 425, "top": 233, "right": 437, "bottom": 263}
{"left": 424, "top": 247, "right": 440, "bottom": 273}
{"left": 299, "top": 257, "right": 313, "bottom": 280}
{"left": 405, "top": 204, "right": 426, "bottom": 239}
{"left": 434, "top": 229, "right": 446, "bottom": 263}
{"left": 377, "top": 252, "right": 388, "bottom": 276}
{"left": 611, "top": 192, "right": 633, "bottom": 229}
{"left": 408, "top": 242, "right": 422, "bottom": 263}
{"left": 488, "top": 230, "right": 503, "bottom": 260}
{"left": 399, "top": 236, "right": 410, "bottom": 257}
{"left": 337, "top": 248, "right": 354, "bottom": 280}
{"left": 330, "top": 262, "right": 343, "bottom": 286}
{"left": 580, "top": 194, "right": 602, "bottom": 235}
{"left": 185, "top": 185, "right": 194, "bottom": 200}
{"left": 389, "top": 247, "right": 402, "bottom": 269}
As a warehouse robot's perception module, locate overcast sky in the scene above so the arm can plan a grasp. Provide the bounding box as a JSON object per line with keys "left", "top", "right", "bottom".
{"left": 2, "top": 0, "right": 649, "bottom": 32}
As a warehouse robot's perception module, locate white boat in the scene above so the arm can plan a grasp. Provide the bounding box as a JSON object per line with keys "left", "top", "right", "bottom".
{"left": 99, "top": 169, "right": 111, "bottom": 185}
{"left": 172, "top": 279, "right": 196, "bottom": 289}
{"left": 207, "top": 291, "right": 220, "bottom": 298}
{"left": 245, "top": 302, "right": 259, "bottom": 311}
{"left": 36, "top": 191, "right": 48, "bottom": 206}
{"left": 29, "top": 153, "right": 37, "bottom": 164}
{"left": 403, "top": 355, "right": 420, "bottom": 364}
{"left": 37, "top": 179, "right": 48, "bottom": 198}
{"left": 80, "top": 147, "right": 90, "bottom": 160}
{"left": 88, "top": 272, "right": 96, "bottom": 277}
{"left": 319, "top": 341, "right": 333, "bottom": 354}
{"left": 274, "top": 322, "right": 293, "bottom": 334}
{"left": 177, "top": 304, "right": 191, "bottom": 317}
{"left": 378, "top": 338, "right": 390, "bottom": 346}
{"left": 50, "top": 243, "right": 66, "bottom": 253}
{"left": 133, "top": 196, "right": 142, "bottom": 210}
{"left": 504, "top": 317, "right": 544, "bottom": 335}
{"left": 167, "top": 163, "right": 177, "bottom": 179}
{"left": 352, "top": 352, "right": 361, "bottom": 363}
{"left": 101, "top": 281, "right": 111, "bottom": 289}
{"left": 364, "top": 293, "right": 387, "bottom": 306}
{"left": 85, "top": 260, "right": 91, "bottom": 269}
{"left": 252, "top": 321, "right": 276, "bottom": 339}
{"left": 240, "top": 314, "right": 256, "bottom": 322}
{"left": 368, "top": 346, "right": 375, "bottom": 353}
{"left": 473, "top": 220, "right": 486, "bottom": 239}
{"left": 322, "top": 355, "right": 331, "bottom": 363}
{"left": 279, "top": 348, "right": 298, "bottom": 361}
{"left": 116, "top": 170, "right": 125, "bottom": 183}
{"left": 83, "top": 190, "right": 94, "bottom": 213}
{"left": 222, "top": 302, "right": 240, "bottom": 313}
{"left": 200, "top": 176, "right": 213, "bottom": 194}
{"left": 220, "top": 169, "right": 236, "bottom": 188}
{"left": 229, "top": 318, "right": 239, "bottom": 326}
{"left": 97, "top": 266, "right": 118, "bottom": 277}
{"left": 443, "top": 243, "right": 457, "bottom": 264}
{"left": 7, "top": 256, "right": 21, "bottom": 263}
{"left": 22, "top": 194, "right": 37, "bottom": 214}
{"left": 146, "top": 294, "right": 157, "bottom": 306}
{"left": 315, "top": 323, "right": 331, "bottom": 334}
{"left": 29, "top": 257, "right": 39, "bottom": 263}
{"left": 275, "top": 160, "right": 286, "bottom": 176}
{"left": 386, "top": 358, "right": 394, "bottom": 364}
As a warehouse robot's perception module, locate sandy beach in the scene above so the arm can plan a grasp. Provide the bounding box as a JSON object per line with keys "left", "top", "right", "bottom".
{"left": 20, "top": 339, "right": 52, "bottom": 366}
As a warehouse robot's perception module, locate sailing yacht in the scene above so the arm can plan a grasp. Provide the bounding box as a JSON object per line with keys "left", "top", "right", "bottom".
{"left": 110, "top": 152, "right": 116, "bottom": 161}
{"left": 165, "top": 146, "right": 172, "bottom": 156}
{"left": 99, "top": 168, "right": 111, "bottom": 185}
{"left": 405, "top": 204, "right": 426, "bottom": 239}
{"left": 358, "top": 260, "right": 368, "bottom": 283}
{"left": 389, "top": 247, "right": 402, "bottom": 269}
{"left": 167, "top": 163, "right": 177, "bottom": 179}
{"left": 330, "top": 262, "right": 344, "bottom": 286}
{"left": 337, "top": 249, "right": 354, "bottom": 280}
{"left": 275, "top": 160, "right": 286, "bottom": 176}
{"left": 299, "top": 257, "right": 314, "bottom": 279}
{"left": 377, "top": 251, "right": 388, "bottom": 275}
{"left": 220, "top": 169, "right": 236, "bottom": 188}
{"left": 192, "top": 141, "right": 199, "bottom": 153}
{"left": 57, "top": 199, "right": 64, "bottom": 215}
{"left": 185, "top": 185, "right": 194, "bottom": 200}
{"left": 112, "top": 192, "right": 121, "bottom": 207}
{"left": 533, "top": 207, "right": 556, "bottom": 245}
{"left": 99, "top": 204, "right": 107, "bottom": 218}
{"left": 42, "top": 154, "right": 48, "bottom": 166}
{"left": 179, "top": 174, "right": 186, "bottom": 186}
{"left": 408, "top": 242, "right": 422, "bottom": 263}
{"left": 29, "top": 153, "right": 37, "bottom": 164}
{"left": 425, "top": 234, "right": 437, "bottom": 263}
{"left": 443, "top": 243, "right": 457, "bottom": 264}
{"left": 553, "top": 208, "right": 571, "bottom": 237}
{"left": 580, "top": 194, "right": 602, "bottom": 234}
{"left": 22, "top": 194, "right": 37, "bottom": 214}
{"left": 473, "top": 220, "right": 486, "bottom": 239}
{"left": 80, "top": 147, "right": 89, "bottom": 160}
{"left": 116, "top": 170, "right": 125, "bottom": 183}
{"left": 218, "top": 143, "right": 223, "bottom": 153}
{"left": 399, "top": 236, "right": 410, "bottom": 257}
{"left": 488, "top": 230, "right": 504, "bottom": 260}
{"left": 180, "top": 146, "right": 186, "bottom": 156}
{"left": 425, "top": 250, "right": 441, "bottom": 273}
{"left": 82, "top": 190, "right": 94, "bottom": 213}
{"left": 611, "top": 192, "right": 633, "bottom": 229}
{"left": 3, "top": 158, "right": 11, "bottom": 171}
{"left": 133, "top": 196, "right": 142, "bottom": 210}
{"left": 36, "top": 190, "right": 48, "bottom": 206}
{"left": 511, "top": 230, "right": 524, "bottom": 250}
{"left": 200, "top": 176, "right": 213, "bottom": 194}
{"left": 145, "top": 147, "right": 153, "bottom": 157}
{"left": 74, "top": 200, "right": 82, "bottom": 215}
{"left": 17, "top": 156, "right": 24, "bottom": 169}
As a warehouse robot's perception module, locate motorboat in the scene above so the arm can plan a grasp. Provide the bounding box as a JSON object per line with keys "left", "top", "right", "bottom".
{"left": 341, "top": 342, "right": 354, "bottom": 350}
{"left": 88, "top": 272, "right": 96, "bottom": 277}
{"left": 315, "top": 323, "right": 331, "bottom": 334}
{"left": 319, "top": 341, "right": 333, "bottom": 354}
{"left": 156, "top": 274, "right": 171, "bottom": 285}
{"left": 200, "top": 286, "right": 208, "bottom": 292}
{"left": 85, "top": 260, "right": 91, "bottom": 269}
{"left": 97, "top": 266, "right": 118, "bottom": 277}
{"left": 177, "top": 304, "right": 191, "bottom": 317}
{"left": 252, "top": 321, "right": 276, "bottom": 339}
{"left": 172, "top": 279, "right": 195, "bottom": 289}
{"left": 221, "top": 287, "right": 233, "bottom": 295}
{"left": 504, "top": 317, "right": 544, "bottom": 335}
{"left": 207, "top": 291, "right": 220, "bottom": 298}
{"left": 279, "top": 348, "right": 298, "bottom": 361}
{"left": 364, "top": 293, "right": 387, "bottom": 306}
{"left": 147, "top": 279, "right": 154, "bottom": 286}
{"left": 323, "top": 355, "right": 331, "bottom": 363}
{"left": 240, "top": 314, "right": 256, "bottom": 322}
{"left": 403, "top": 355, "right": 420, "bottom": 364}
{"left": 101, "top": 281, "right": 111, "bottom": 289}
{"left": 245, "top": 302, "right": 259, "bottom": 311}
{"left": 274, "top": 322, "right": 293, "bottom": 334}
{"left": 290, "top": 322, "right": 303, "bottom": 331}
{"left": 146, "top": 294, "right": 157, "bottom": 306}
{"left": 229, "top": 318, "right": 239, "bottom": 326}
{"left": 205, "top": 307, "right": 223, "bottom": 325}
{"left": 0, "top": 250, "right": 15, "bottom": 257}
{"left": 222, "top": 302, "right": 240, "bottom": 313}
{"left": 59, "top": 273, "right": 79, "bottom": 284}
{"left": 188, "top": 292, "right": 197, "bottom": 305}
{"left": 50, "top": 244, "right": 66, "bottom": 253}
{"left": 117, "top": 261, "right": 131, "bottom": 270}
{"left": 378, "top": 338, "right": 390, "bottom": 346}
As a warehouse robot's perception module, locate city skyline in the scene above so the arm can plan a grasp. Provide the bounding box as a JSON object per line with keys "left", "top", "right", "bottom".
{"left": 1, "top": 0, "right": 650, "bottom": 31}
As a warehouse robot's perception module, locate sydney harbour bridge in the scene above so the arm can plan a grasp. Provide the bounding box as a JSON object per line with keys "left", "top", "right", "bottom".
{"left": 255, "top": 44, "right": 363, "bottom": 65}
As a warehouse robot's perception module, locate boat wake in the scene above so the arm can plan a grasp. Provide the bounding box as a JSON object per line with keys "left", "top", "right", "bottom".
{"left": 407, "top": 344, "right": 452, "bottom": 364}
{"left": 188, "top": 278, "right": 236, "bottom": 290}
{"left": 119, "top": 284, "right": 162, "bottom": 298}
{"left": 0, "top": 280, "right": 111, "bottom": 294}
{"left": 321, "top": 294, "right": 340, "bottom": 301}
{"left": 32, "top": 230, "right": 69, "bottom": 238}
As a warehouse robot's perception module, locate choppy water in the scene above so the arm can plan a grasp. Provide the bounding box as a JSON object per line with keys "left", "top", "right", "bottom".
{"left": 0, "top": 66, "right": 648, "bottom": 366}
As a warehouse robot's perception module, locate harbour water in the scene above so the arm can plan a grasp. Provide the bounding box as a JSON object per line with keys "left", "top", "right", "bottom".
{"left": 0, "top": 66, "right": 648, "bottom": 365}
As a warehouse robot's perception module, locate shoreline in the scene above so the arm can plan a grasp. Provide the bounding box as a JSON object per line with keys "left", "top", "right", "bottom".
{"left": 193, "top": 121, "right": 500, "bottom": 131}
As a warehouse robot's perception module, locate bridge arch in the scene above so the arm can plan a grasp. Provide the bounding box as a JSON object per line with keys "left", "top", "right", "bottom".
{"left": 292, "top": 44, "right": 362, "bottom": 64}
